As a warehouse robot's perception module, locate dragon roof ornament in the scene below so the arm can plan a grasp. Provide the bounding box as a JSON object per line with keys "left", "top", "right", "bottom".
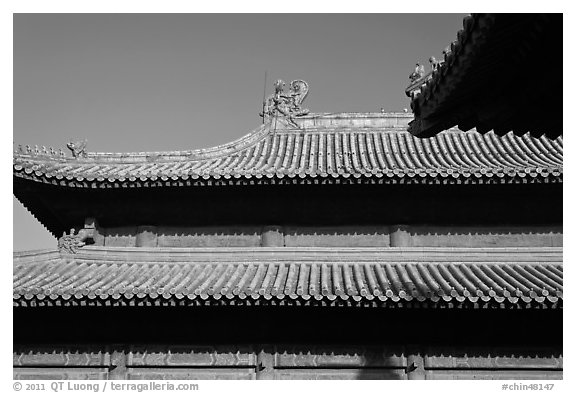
{"left": 57, "top": 220, "right": 96, "bottom": 254}
{"left": 261, "top": 79, "right": 310, "bottom": 128}
{"left": 67, "top": 139, "right": 88, "bottom": 158}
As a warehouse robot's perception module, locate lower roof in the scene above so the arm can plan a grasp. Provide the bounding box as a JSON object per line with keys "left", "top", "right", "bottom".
{"left": 13, "top": 247, "right": 562, "bottom": 309}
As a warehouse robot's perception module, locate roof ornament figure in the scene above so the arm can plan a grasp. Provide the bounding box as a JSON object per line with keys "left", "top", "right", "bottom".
{"left": 442, "top": 42, "right": 457, "bottom": 60}
{"left": 261, "top": 79, "right": 309, "bottom": 128}
{"left": 67, "top": 139, "right": 88, "bottom": 158}
{"left": 409, "top": 63, "right": 425, "bottom": 83}
{"left": 58, "top": 226, "right": 95, "bottom": 254}
{"left": 429, "top": 56, "right": 440, "bottom": 72}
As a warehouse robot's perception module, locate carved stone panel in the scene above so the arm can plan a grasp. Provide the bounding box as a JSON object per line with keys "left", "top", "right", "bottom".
{"left": 272, "top": 345, "right": 407, "bottom": 380}
{"left": 128, "top": 346, "right": 256, "bottom": 368}
{"left": 274, "top": 345, "right": 406, "bottom": 368}
{"left": 13, "top": 347, "right": 111, "bottom": 380}
{"left": 424, "top": 347, "right": 563, "bottom": 369}
{"left": 13, "top": 348, "right": 110, "bottom": 367}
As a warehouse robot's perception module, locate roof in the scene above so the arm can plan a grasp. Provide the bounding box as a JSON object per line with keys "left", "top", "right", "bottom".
{"left": 406, "top": 14, "right": 562, "bottom": 138}
{"left": 13, "top": 113, "right": 562, "bottom": 189}
{"left": 13, "top": 247, "right": 562, "bottom": 308}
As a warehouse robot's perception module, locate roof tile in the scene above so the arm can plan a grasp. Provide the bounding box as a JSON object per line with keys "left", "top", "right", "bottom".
{"left": 13, "top": 248, "right": 563, "bottom": 308}
{"left": 13, "top": 114, "right": 562, "bottom": 187}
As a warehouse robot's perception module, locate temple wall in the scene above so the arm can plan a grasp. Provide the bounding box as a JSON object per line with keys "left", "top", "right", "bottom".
{"left": 94, "top": 225, "right": 562, "bottom": 248}
{"left": 283, "top": 226, "right": 391, "bottom": 247}
{"left": 403, "top": 226, "right": 562, "bottom": 247}
{"left": 13, "top": 345, "right": 562, "bottom": 380}
{"left": 14, "top": 302, "right": 562, "bottom": 381}
{"left": 157, "top": 226, "right": 261, "bottom": 248}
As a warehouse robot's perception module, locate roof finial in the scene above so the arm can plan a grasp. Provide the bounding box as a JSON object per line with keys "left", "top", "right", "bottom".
{"left": 261, "top": 79, "right": 310, "bottom": 128}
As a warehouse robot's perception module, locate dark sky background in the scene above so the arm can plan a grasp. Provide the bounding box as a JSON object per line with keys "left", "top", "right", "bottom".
{"left": 13, "top": 13, "right": 468, "bottom": 251}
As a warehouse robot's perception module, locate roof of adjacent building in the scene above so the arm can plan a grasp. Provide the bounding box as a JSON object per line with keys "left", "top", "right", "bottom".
{"left": 13, "top": 113, "right": 563, "bottom": 189}
{"left": 13, "top": 247, "right": 562, "bottom": 308}
{"left": 406, "top": 14, "right": 562, "bottom": 138}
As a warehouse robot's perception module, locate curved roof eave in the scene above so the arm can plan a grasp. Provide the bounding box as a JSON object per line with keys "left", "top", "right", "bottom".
{"left": 13, "top": 246, "right": 563, "bottom": 308}
{"left": 13, "top": 112, "right": 563, "bottom": 188}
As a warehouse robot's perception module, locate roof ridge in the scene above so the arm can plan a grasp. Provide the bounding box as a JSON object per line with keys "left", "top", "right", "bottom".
{"left": 12, "top": 113, "right": 415, "bottom": 161}
{"left": 87, "top": 122, "right": 271, "bottom": 161}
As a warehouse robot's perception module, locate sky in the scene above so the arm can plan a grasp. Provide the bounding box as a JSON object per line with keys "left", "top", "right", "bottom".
{"left": 13, "top": 13, "right": 468, "bottom": 251}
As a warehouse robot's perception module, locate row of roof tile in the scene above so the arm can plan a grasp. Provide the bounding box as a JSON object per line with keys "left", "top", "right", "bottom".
{"left": 13, "top": 123, "right": 563, "bottom": 187}
{"left": 14, "top": 252, "right": 562, "bottom": 307}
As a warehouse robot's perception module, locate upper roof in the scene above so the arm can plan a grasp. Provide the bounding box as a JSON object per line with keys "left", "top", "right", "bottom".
{"left": 13, "top": 112, "right": 563, "bottom": 189}
{"left": 13, "top": 246, "right": 563, "bottom": 308}
{"left": 406, "top": 14, "right": 562, "bottom": 138}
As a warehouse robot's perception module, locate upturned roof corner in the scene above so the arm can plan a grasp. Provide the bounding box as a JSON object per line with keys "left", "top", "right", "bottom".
{"left": 404, "top": 14, "right": 562, "bottom": 139}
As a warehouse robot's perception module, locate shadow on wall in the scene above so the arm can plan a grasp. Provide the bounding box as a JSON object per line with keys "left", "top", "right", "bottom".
{"left": 271, "top": 345, "right": 407, "bottom": 380}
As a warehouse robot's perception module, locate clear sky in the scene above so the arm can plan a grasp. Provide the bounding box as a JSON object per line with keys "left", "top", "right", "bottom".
{"left": 13, "top": 13, "right": 468, "bottom": 251}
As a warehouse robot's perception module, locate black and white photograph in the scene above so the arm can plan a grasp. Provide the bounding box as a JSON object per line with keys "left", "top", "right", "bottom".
{"left": 10, "top": 8, "right": 565, "bottom": 389}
